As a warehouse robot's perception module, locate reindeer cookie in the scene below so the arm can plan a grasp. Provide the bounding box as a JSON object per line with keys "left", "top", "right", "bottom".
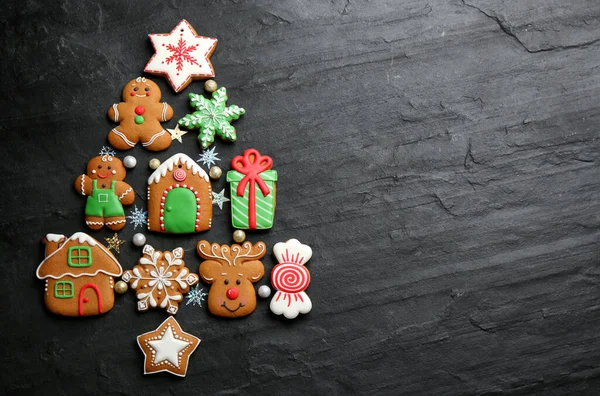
{"left": 108, "top": 77, "right": 174, "bottom": 151}
{"left": 74, "top": 150, "right": 134, "bottom": 231}
{"left": 197, "top": 241, "right": 266, "bottom": 318}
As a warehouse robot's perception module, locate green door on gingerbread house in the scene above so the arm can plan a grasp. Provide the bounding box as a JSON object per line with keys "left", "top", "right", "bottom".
{"left": 163, "top": 188, "right": 197, "bottom": 233}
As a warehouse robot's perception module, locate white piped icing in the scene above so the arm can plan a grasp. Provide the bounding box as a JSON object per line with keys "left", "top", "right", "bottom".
{"left": 36, "top": 232, "right": 122, "bottom": 280}
{"left": 273, "top": 239, "right": 313, "bottom": 265}
{"left": 148, "top": 153, "right": 209, "bottom": 185}
{"left": 45, "top": 234, "right": 65, "bottom": 242}
{"left": 69, "top": 232, "right": 98, "bottom": 246}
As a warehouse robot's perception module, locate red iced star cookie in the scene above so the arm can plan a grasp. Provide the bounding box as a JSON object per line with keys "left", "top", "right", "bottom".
{"left": 144, "top": 20, "right": 218, "bottom": 93}
{"left": 137, "top": 316, "right": 200, "bottom": 377}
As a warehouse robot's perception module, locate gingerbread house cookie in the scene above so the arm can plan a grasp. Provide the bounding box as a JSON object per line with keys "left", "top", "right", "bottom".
{"left": 147, "top": 153, "right": 212, "bottom": 233}
{"left": 36, "top": 233, "right": 123, "bottom": 317}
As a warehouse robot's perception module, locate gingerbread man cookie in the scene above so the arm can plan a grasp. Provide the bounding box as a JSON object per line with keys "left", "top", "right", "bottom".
{"left": 122, "top": 245, "right": 199, "bottom": 314}
{"left": 74, "top": 153, "right": 134, "bottom": 231}
{"left": 197, "top": 240, "right": 266, "bottom": 318}
{"left": 108, "top": 77, "right": 174, "bottom": 151}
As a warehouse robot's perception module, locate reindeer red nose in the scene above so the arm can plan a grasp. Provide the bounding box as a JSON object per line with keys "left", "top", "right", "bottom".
{"left": 226, "top": 288, "right": 239, "bottom": 300}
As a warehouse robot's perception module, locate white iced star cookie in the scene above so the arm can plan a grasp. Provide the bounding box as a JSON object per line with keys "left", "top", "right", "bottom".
{"left": 144, "top": 20, "right": 218, "bottom": 93}
{"left": 137, "top": 316, "right": 200, "bottom": 377}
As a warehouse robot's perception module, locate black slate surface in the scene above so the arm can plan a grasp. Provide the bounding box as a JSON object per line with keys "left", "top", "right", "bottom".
{"left": 2, "top": 0, "right": 600, "bottom": 395}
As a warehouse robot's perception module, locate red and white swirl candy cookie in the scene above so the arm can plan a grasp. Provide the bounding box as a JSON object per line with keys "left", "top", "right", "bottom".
{"left": 269, "top": 239, "right": 313, "bottom": 319}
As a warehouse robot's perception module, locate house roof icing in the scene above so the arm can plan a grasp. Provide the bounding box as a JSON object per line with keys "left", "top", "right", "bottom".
{"left": 148, "top": 153, "right": 209, "bottom": 185}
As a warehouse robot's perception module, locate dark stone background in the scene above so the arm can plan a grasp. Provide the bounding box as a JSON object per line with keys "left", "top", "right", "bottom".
{"left": 2, "top": 0, "right": 600, "bottom": 395}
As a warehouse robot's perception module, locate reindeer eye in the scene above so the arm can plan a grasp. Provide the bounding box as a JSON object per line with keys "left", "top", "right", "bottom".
{"left": 236, "top": 279, "right": 241, "bottom": 285}
{"left": 224, "top": 279, "right": 229, "bottom": 285}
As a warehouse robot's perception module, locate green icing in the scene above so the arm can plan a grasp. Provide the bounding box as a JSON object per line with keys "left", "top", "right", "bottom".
{"left": 164, "top": 188, "right": 197, "bottom": 233}
{"left": 68, "top": 246, "right": 92, "bottom": 267}
{"left": 178, "top": 87, "right": 245, "bottom": 149}
{"left": 228, "top": 176, "right": 276, "bottom": 230}
{"left": 135, "top": 115, "right": 145, "bottom": 124}
{"left": 54, "top": 281, "right": 74, "bottom": 298}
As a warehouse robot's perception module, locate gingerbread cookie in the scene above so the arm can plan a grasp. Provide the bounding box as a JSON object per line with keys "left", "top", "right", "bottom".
{"left": 122, "top": 245, "right": 199, "bottom": 314}
{"left": 178, "top": 88, "right": 245, "bottom": 149}
{"left": 226, "top": 149, "right": 277, "bottom": 230}
{"left": 197, "top": 240, "right": 266, "bottom": 318}
{"left": 107, "top": 77, "right": 174, "bottom": 151}
{"left": 36, "top": 232, "right": 123, "bottom": 317}
{"left": 270, "top": 239, "right": 313, "bottom": 319}
{"left": 144, "top": 20, "right": 218, "bottom": 93}
{"left": 147, "top": 153, "right": 213, "bottom": 233}
{"left": 74, "top": 152, "right": 134, "bottom": 231}
{"left": 137, "top": 316, "right": 200, "bottom": 377}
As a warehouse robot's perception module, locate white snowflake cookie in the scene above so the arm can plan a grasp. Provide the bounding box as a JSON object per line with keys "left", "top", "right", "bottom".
{"left": 123, "top": 245, "right": 199, "bottom": 314}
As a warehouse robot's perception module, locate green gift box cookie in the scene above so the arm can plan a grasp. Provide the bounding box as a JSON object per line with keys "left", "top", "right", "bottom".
{"left": 226, "top": 149, "right": 277, "bottom": 230}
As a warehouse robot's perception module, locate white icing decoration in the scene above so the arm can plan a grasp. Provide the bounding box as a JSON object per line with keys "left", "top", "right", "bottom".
{"left": 162, "top": 102, "right": 168, "bottom": 122}
{"left": 137, "top": 317, "right": 200, "bottom": 377}
{"left": 118, "top": 187, "right": 133, "bottom": 201}
{"left": 144, "top": 19, "right": 218, "bottom": 92}
{"left": 273, "top": 239, "right": 312, "bottom": 265}
{"left": 142, "top": 130, "right": 167, "bottom": 147}
{"left": 45, "top": 234, "right": 65, "bottom": 242}
{"left": 148, "top": 153, "right": 209, "bottom": 184}
{"left": 127, "top": 247, "right": 198, "bottom": 312}
{"left": 70, "top": 232, "right": 98, "bottom": 246}
{"left": 148, "top": 325, "right": 189, "bottom": 367}
{"left": 112, "top": 104, "right": 119, "bottom": 122}
{"left": 36, "top": 232, "right": 122, "bottom": 279}
{"left": 270, "top": 291, "right": 312, "bottom": 319}
{"left": 111, "top": 129, "right": 135, "bottom": 147}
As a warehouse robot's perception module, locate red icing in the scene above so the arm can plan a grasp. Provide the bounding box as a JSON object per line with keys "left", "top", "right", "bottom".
{"left": 231, "top": 149, "right": 273, "bottom": 229}
{"left": 78, "top": 283, "right": 103, "bottom": 316}
{"left": 130, "top": 91, "right": 136, "bottom": 96}
{"left": 146, "top": 92, "right": 151, "bottom": 96}
{"left": 173, "top": 168, "right": 187, "bottom": 182}
{"left": 135, "top": 106, "right": 145, "bottom": 115}
{"left": 226, "top": 288, "right": 239, "bottom": 300}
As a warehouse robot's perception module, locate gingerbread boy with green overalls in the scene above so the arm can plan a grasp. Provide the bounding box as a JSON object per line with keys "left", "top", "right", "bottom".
{"left": 74, "top": 154, "right": 134, "bottom": 231}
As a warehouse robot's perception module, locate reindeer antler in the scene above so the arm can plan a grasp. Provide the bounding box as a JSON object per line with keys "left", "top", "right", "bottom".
{"left": 197, "top": 240, "right": 266, "bottom": 267}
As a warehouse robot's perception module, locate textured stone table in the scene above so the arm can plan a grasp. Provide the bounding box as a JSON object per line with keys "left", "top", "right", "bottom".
{"left": 2, "top": 0, "right": 600, "bottom": 394}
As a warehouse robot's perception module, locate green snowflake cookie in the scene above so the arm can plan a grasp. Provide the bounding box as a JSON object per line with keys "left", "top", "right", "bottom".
{"left": 178, "top": 88, "right": 245, "bottom": 149}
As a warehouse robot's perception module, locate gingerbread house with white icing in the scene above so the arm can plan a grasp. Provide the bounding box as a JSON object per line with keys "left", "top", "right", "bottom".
{"left": 147, "top": 153, "right": 212, "bottom": 233}
{"left": 36, "top": 232, "right": 123, "bottom": 317}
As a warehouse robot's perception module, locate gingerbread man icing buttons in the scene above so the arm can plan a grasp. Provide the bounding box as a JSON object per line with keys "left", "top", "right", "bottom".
{"left": 197, "top": 241, "right": 266, "bottom": 318}
{"left": 137, "top": 316, "right": 200, "bottom": 377}
{"left": 74, "top": 152, "right": 134, "bottom": 231}
{"left": 147, "top": 153, "right": 213, "bottom": 233}
{"left": 270, "top": 239, "right": 313, "bottom": 319}
{"left": 36, "top": 233, "right": 123, "bottom": 317}
{"left": 107, "top": 77, "right": 174, "bottom": 151}
{"left": 122, "top": 245, "right": 199, "bottom": 314}
{"left": 144, "top": 20, "right": 218, "bottom": 93}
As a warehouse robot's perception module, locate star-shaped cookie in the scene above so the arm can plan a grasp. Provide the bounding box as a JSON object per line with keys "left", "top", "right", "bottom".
{"left": 167, "top": 125, "right": 187, "bottom": 143}
{"left": 104, "top": 233, "right": 125, "bottom": 253}
{"left": 145, "top": 20, "right": 218, "bottom": 93}
{"left": 137, "top": 316, "right": 200, "bottom": 377}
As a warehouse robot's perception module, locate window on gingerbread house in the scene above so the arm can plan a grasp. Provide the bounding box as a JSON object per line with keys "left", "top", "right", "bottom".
{"left": 68, "top": 246, "right": 92, "bottom": 267}
{"left": 54, "top": 281, "right": 74, "bottom": 298}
